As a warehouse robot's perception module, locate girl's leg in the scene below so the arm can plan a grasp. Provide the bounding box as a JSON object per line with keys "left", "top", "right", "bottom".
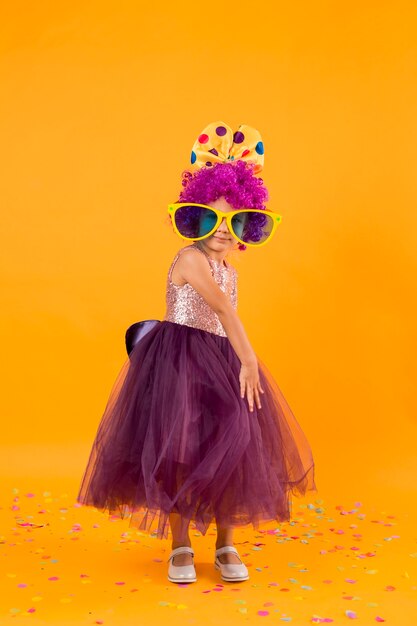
{"left": 215, "top": 524, "right": 243, "bottom": 564}
{"left": 169, "top": 512, "right": 193, "bottom": 565}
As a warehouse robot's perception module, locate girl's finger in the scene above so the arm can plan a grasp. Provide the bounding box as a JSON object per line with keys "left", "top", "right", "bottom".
{"left": 254, "top": 387, "right": 262, "bottom": 409}
{"left": 247, "top": 386, "right": 254, "bottom": 412}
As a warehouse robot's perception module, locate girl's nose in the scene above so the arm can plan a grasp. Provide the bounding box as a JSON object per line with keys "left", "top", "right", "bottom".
{"left": 218, "top": 218, "right": 229, "bottom": 232}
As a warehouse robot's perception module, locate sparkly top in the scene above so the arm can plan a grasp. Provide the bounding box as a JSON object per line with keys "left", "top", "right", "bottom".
{"left": 163, "top": 243, "right": 238, "bottom": 337}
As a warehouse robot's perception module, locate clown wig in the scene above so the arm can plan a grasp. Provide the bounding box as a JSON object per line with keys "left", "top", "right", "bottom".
{"left": 176, "top": 160, "right": 270, "bottom": 251}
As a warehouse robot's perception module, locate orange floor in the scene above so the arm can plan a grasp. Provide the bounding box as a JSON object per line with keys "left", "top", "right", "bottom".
{"left": 1, "top": 469, "right": 416, "bottom": 626}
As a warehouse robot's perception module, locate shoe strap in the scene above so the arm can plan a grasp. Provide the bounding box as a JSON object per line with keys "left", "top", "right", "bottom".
{"left": 168, "top": 545, "right": 194, "bottom": 561}
{"left": 215, "top": 545, "right": 239, "bottom": 558}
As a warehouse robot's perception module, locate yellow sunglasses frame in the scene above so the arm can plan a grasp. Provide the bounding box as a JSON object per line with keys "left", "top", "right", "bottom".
{"left": 167, "top": 202, "right": 282, "bottom": 248}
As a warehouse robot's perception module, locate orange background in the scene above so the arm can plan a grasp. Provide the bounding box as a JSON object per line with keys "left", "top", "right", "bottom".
{"left": 1, "top": 2, "right": 416, "bottom": 623}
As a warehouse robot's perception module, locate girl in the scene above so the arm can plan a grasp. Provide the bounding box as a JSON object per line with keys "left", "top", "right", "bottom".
{"left": 77, "top": 121, "right": 317, "bottom": 585}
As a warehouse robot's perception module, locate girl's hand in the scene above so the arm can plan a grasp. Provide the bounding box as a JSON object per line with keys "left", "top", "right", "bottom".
{"left": 239, "top": 361, "right": 265, "bottom": 412}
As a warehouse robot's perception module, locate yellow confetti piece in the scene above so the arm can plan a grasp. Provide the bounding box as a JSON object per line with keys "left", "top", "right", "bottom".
{"left": 365, "top": 570, "right": 378, "bottom": 574}
{"left": 59, "top": 598, "right": 72, "bottom": 603}
{"left": 177, "top": 604, "right": 188, "bottom": 610}
{"left": 31, "top": 597, "right": 43, "bottom": 602}
{"left": 238, "top": 608, "right": 248, "bottom": 614}
{"left": 81, "top": 580, "right": 92, "bottom": 584}
{"left": 7, "top": 573, "right": 17, "bottom": 578}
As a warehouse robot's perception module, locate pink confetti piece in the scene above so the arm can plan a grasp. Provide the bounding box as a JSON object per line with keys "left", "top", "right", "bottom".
{"left": 115, "top": 581, "right": 125, "bottom": 585}
{"left": 25, "top": 493, "right": 35, "bottom": 498}
{"left": 384, "top": 585, "right": 395, "bottom": 591}
{"left": 346, "top": 610, "right": 357, "bottom": 619}
{"left": 345, "top": 579, "right": 357, "bottom": 583}
{"left": 27, "top": 608, "right": 36, "bottom": 613}
{"left": 71, "top": 524, "right": 82, "bottom": 532}
{"left": 375, "top": 618, "right": 385, "bottom": 622}
{"left": 258, "top": 610, "right": 269, "bottom": 616}
{"left": 17, "top": 584, "right": 27, "bottom": 588}
{"left": 48, "top": 577, "right": 59, "bottom": 581}
{"left": 80, "top": 574, "right": 89, "bottom": 578}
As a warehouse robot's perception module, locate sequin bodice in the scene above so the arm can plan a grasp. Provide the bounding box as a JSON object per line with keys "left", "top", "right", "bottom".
{"left": 163, "top": 243, "right": 237, "bottom": 337}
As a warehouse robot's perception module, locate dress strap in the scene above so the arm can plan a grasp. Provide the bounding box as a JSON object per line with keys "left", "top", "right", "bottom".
{"left": 190, "top": 243, "right": 216, "bottom": 274}
{"left": 168, "top": 244, "right": 214, "bottom": 283}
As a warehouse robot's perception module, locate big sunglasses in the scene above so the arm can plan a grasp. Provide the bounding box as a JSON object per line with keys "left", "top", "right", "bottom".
{"left": 168, "top": 203, "right": 282, "bottom": 247}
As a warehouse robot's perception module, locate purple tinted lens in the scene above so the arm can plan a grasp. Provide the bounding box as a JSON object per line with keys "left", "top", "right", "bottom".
{"left": 231, "top": 211, "right": 274, "bottom": 244}
{"left": 175, "top": 205, "right": 218, "bottom": 239}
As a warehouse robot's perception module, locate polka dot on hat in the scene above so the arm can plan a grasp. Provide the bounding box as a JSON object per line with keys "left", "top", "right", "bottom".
{"left": 233, "top": 131, "right": 245, "bottom": 144}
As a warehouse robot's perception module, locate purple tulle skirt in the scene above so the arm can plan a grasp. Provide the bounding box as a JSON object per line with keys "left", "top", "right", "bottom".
{"left": 77, "top": 320, "right": 317, "bottom": 541}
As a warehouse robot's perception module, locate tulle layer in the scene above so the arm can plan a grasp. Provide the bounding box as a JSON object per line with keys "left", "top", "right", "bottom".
{"left": 77, "top": 320, "right": 317, "bottom": 540}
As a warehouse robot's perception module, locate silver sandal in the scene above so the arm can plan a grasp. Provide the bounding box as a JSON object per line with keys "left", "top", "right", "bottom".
{"left": 167, "top": 546, "right": 197, "bottom": 583}
{"left": 214, "top": 545, "right": 249, "bottom": 582}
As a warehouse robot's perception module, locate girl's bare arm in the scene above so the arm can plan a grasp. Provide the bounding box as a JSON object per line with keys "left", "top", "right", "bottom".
{"left": 176, "top": 249, "right": 264, "bottom": 410}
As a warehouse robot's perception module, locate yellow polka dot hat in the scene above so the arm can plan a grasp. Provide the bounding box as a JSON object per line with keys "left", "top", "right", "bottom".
{"left": 189, "top": 120, "right": 265, "bottom": 175}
